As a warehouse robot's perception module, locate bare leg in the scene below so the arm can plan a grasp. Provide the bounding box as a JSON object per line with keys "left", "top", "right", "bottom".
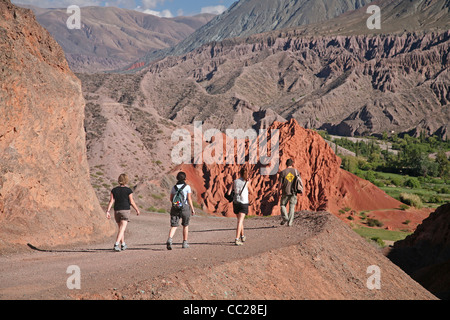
{"left": 183, "top": 226, "right": 189, "bottom": 241}
{"left": 115, "top": 220, "right": 128, "bottom": 244}
{"left": 168, "top": 227, "right": 177, "bottom": 239}
{"left": 236, "top": 213, "right": 245, "bottom": 239}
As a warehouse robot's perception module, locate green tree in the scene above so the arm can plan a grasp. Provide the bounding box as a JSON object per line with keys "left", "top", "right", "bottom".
{"left": 436, "top": 149, "right": 450, "bottom": 178}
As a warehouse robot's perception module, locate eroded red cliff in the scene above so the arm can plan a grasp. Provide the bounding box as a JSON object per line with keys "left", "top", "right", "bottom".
{"left": 179, "top": 119, "right": 402, "bottom": 219}
{"left": 0, "top": 0, "right": 114, "bottom": 252}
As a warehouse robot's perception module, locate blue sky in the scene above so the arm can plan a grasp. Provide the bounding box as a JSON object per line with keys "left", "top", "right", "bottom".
{"left": 12, "top": 0, "right": 237, "bottom": 16}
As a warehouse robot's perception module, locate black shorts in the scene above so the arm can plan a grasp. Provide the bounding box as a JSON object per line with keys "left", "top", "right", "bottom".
{"left": 233, "top": 202, "right": 249, "bottom": 215}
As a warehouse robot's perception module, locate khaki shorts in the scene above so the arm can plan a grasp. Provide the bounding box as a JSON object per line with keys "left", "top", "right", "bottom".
{"left": 114, "top": 210, "right": 131, "bottom": 223}
{"left": 170, "top": 206, "right": 191, "bottom": 227}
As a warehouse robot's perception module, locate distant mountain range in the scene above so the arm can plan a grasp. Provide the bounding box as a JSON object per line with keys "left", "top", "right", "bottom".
{"left": 27, "top": 6, "right": 215, "bottom": 72}
{"left": 70, "top": 0, "right": 449, "bottom": 213}
{"left": 133, "top": 0, "right": 375, "bottom": 68}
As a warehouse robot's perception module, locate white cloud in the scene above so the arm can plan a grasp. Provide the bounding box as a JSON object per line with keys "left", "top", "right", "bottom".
{"left": 141, "top": 0, "right": 166, "bottom": 10}
{"left": 12, "top": 0, "right": 138, "bottom": 9}
{"left": 11, "top": 0, "right": 102, "bottom": 8}
{"left": 200, "top": 5, "right": 227, "bottom": 15}
{"left": 142, "top": 9, "right": 173, "bottom": 18}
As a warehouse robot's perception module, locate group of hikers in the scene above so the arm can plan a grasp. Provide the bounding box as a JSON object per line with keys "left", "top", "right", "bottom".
{"left": 105, "top": 159, "right": 304, "bottom": 251}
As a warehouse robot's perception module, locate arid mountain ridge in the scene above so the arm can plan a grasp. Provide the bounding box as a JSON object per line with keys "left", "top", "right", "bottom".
{"left": 137, "top": 0, "right": 375, "bottom": 66}
{"left": 27, "top": 6, "right": 215, "bottom": 73}
{"left": 133, "top": 29, "right": 449, "bottom": 138}
{"left": 91, "top": 0, "right": 449, "bottom": 139}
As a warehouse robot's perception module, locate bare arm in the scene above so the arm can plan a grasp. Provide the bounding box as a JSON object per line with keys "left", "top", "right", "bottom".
{"left": 129, "top": 194, "right": 140, "bottom": 215}
{"left": 106, "top": 193, "right": 114, "bottom": 219}
{"left": 247, "top": 182, "right": 253, "bottom": 195}
{"left": 247, "top": 181, "right": 253, "bottom": 204}
{"left": 187, "top": 193, "right": 195, "bottom": 216}
{"left": 227, "top": 184, "right": 233, "bottom": 195}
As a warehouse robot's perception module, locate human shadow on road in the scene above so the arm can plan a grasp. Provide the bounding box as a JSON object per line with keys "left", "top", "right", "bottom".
{"left": 27, "top": 243, "right": 165, "bottom": 253}
{"left": 191, "top": 226, "right": 275, "bottom": 233}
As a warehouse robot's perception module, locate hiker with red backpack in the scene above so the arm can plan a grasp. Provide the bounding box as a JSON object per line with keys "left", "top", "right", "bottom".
{"left": 166, "top": 171, "right": 196, "bottom": 250}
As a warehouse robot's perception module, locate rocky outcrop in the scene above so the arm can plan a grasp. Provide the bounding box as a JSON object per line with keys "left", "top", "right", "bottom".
{"left": 388, "top": 203, "right": 450, "bottom": 299}
{"left": 179, "top": 119, "right": 402, "bottom": 217}
{"left": 0, "top": 0, "right": 114, "bottom": 253}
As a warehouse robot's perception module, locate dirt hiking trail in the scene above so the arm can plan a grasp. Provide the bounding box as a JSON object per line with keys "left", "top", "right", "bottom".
{"left": 0, "top": 211, "right": 436, "bottom": 300}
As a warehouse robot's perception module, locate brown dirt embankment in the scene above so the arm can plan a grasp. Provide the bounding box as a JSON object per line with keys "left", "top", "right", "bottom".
{"left": 75, "top": 211, "right": 436, "bottom": 300}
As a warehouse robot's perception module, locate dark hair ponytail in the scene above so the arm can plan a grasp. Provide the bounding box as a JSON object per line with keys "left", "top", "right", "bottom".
{"left": 176, "top": 171, "right": 187, "bottom": 184}
{"left": 240, "top": 167, "right": 249, "bottom": 180}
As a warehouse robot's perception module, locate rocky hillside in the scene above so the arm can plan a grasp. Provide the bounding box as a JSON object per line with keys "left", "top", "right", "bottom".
{"left": 132, "top": 29, "right": 449, "bottom": 138}
{"left": 107, "top": 0, "right": 449, "bottom": 138}
{"left": 26, "top": 6, "right": 214, "bottom": 73}
{"left": 0, "top": 0, "right": 114, "bottom": 253}
{"left": 388, "top": 203, "right": 450, "bottom": 299}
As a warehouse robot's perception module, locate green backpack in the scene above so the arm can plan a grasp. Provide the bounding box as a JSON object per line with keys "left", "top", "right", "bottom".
{"left": 172, "top": 184, "right": 187, "bottom": 211}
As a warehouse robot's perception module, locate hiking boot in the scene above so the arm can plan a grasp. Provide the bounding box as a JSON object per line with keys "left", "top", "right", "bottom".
{"left": 235, "top": 238, "right": 244, "bottom": 246}
{"left": 240, "top": 235, "right": 246, "bottom": 243}
{"left": 121, "top": 243, "right": 128, "bottom": 251}
{"left": 166, "top": 238, "right": 173, "bottom": 250}
{"left": 182, "top": 240, "right": 189, "bottom": 249}
{"left": 114, "top": 244, "right": 121, "bottom": 252}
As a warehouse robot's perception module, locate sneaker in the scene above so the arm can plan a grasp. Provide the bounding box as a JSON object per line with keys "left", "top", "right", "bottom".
{"left": 121, "top": 243, "right": 128, "bottom": 251}
{"left": 280, "top": 220, "right": 287, "bottom": 226}
{"left": 240, "top": 235, "right": 246, "bottom": 243}
{"left": 114, "top": 244, "right": 121, "bottom": 252}
{"left": 235, "top": 238, "right": 244, "bottom": 246}
{"left": 182, "top": 241, "right": 189, "bottom": 249}
{"left": 166, "top": 238, "right": 173, "bottom": 250}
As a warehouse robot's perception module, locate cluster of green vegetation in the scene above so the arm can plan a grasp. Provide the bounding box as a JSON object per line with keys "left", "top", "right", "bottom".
{"left": 353, "top": 227, "right": 412, "bottom": 248}
{"left": 318, "top": 131, "right": 450, "bottom": 208}
{"left": 320, "top": 131, "right": 450, "bottom": 178}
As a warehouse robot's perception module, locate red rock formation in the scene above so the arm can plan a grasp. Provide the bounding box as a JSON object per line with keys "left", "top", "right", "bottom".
{"left": 126, "top": 61, "right": 145, "bottom": 71}
{"left": 179, "top": 119, "right": 402, "bottom": 218}
{"left": 0, "top": 0, "right": 114, "bottom": 253}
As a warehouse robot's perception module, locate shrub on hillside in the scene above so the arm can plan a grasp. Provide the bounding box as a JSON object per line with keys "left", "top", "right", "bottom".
{"left": 404, "top": 178, "right": 421, "bottom": 189}
{"left": 367, "top": 218, "right": 384, "bottom": 227}
{"left": 390, "top": 177, "right": 404, "bottom": 186}
{"left": 399, "top": 193, "right": 423, "bottom": 209}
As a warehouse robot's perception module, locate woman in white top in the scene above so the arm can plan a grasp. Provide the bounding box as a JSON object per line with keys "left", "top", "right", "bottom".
{"left": 167, "top": 171, "right": 196, "bottom": 250}
{"left": 227, "top": 167, "right": 252, "bottom": 246}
